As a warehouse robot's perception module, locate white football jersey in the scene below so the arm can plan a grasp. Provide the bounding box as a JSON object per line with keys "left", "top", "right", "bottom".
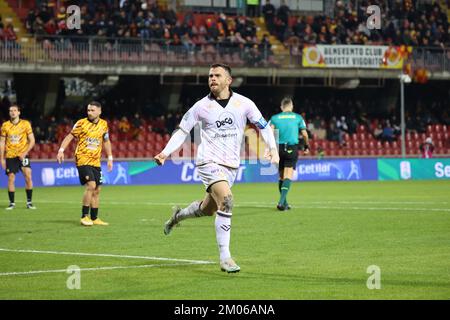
{"left": 179, "top": 91, "right": 267, "bottom": 168}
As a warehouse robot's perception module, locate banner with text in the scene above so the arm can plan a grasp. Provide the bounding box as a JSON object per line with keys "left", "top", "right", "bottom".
{"left": 0, "top": 159, "right": 378, "bottom": 188}
{"left": 302, "top": 45, "right": 407, "bottom": 69}
{"left": 2, "top": 158, "right": 449, "bottom": 188}
{"left": 377, "top": 158, "right": 450, "bottom": 180}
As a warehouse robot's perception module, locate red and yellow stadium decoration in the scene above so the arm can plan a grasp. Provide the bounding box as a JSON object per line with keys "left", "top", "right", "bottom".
{"left": 413, "top": 68, "right": 430, "bottom": 84}
{"left": 302, "top": 45, "right": 412, "bottom": 69}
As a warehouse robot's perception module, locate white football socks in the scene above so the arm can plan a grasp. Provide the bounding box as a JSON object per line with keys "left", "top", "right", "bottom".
{"left": 215, "top": 210, "right": 232, "bottom": 261}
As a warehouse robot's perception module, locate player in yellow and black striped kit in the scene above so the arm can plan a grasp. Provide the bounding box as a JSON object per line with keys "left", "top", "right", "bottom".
{"left": 57, "top": 101, "right": 113, "bottom": 226}
{"left": 0, "top": 104, "right": 36, "bottom": 210}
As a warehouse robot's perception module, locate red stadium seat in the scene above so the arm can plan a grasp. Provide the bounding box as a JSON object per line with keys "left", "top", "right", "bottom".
{"left": 360, "top": 141, "right": 368, "bottom": 150}
{"left": 118, "top": 143, "right": 127, "bottom": 152}
{"left": 406, "top": 132, "right": 412, "bottom": 141}
{"left": 434, "top": 124, "right": 442, "bottom": 133}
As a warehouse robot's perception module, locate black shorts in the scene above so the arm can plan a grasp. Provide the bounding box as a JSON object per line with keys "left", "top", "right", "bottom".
{"left": 5, "top": 157, "right": 31, "bottom": 175}
{"left": 77, "top": 165, "right": 103, "bottom": 186}
{"left": 279, "top": 144, "right": 299, "bottom": 170}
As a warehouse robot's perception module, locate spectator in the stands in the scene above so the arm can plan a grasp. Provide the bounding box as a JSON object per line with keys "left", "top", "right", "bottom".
{"left": 420, "top": 137, "right": 434, "bottom": 158}
{"left": 118, "top": 116, "right": 131, "bottom": 140}
{"left": 131, "top": 113, "right": 143, "bottom": 140}
{"left": 262, "top": 0, "right": 276, "bottom": 34}
{"left": 381, "top": 121, "right": 396, "bottom": 142}
{"left": 373, "top": 124, "right": 383, "bottom": 140}
{"left": 277, "top": 0, "right": 291, "bottom": 27}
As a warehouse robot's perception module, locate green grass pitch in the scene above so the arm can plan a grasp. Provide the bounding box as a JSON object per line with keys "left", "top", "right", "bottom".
{"left": 0, "top": 180, "right": 449, "bottom": 299}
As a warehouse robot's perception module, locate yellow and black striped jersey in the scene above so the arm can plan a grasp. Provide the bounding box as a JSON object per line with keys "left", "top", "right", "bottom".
{"left": 71, "top": 118, "right": 109, "bottom": 167}
{"left": 0, "top": 119, "right": 33, "bottom": 158}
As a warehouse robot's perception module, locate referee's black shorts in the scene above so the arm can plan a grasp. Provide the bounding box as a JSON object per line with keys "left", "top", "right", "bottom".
{"left": 5, "top": 157, "right": 31, "bottom": 175}
{"left": 77, "top": 165, "right": 103, "bottom": 187}
{"left": 279, "top": 144, "right": 299, "bottom": 170}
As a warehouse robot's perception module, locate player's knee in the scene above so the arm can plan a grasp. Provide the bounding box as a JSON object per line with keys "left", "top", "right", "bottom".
{"left": 199, "top": 200, "right": 215, "bottom": 216}
{"left": 220, "top": 194, "right": 234, "bottom": 213}
{"left": 203, "top": 209, "right": 215, "bottom": 216}
{"left": 85, "top": 183, "right": 96, "bottom": 192}
{"left": 8, "top": 174, "right": 15, "bottom": 182}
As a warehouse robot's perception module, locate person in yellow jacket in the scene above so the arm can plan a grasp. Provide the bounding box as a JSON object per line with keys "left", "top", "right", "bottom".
{"left": 0, "top": 104, "right": 36, "bottom": 210}
{"left": 57, "top": 101, "right": 113, "bottom": 226}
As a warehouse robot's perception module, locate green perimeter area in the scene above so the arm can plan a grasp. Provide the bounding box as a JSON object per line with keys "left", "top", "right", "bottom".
{"left": 0, "top": 180, "right": 449, "bottom": 299}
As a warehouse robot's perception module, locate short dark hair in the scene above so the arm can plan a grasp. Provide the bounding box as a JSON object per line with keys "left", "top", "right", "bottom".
{"left": 210, "top": 63, "right": 232, "bottom": 77}
{"left": 9, "top": 103, "right": 21, "bottom": 112}
{"left": 88, "top": 101, "right": 102, "bottom": 108}
{"left": 281, "top": 97, "right": 293, "bottom": 108}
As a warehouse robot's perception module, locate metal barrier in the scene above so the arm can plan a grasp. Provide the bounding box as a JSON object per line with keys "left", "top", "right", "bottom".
{"left": 0, "top": 35, "right": 282, "bottom": 68}
{"left": 1, "top": 36, "right": 449, "bottom": 72}
{"left": 410, "top": 47, "right": 450, "bottom": 73}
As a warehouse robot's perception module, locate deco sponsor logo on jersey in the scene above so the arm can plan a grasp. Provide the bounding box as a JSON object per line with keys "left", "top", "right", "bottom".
{"left": 216, "top": 112, "right": 235, "bottom": 129}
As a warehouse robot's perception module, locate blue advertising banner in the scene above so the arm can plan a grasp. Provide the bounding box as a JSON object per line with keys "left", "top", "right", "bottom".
{"left": 0, "top": 158, "right": 379, "bottom": 188}
{"left": 292, "top": 159, "right": 378, "bottom": 181}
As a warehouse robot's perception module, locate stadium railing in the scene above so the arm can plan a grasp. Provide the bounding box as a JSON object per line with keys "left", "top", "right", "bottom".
{"left": 0, "top": 35, "right": 281, "bottom": 67}
{"left": 1, "top": 36, "right": 449, "bottom": 72}
{"left": 411, "top": 47, "right": 450, "bottom": 73}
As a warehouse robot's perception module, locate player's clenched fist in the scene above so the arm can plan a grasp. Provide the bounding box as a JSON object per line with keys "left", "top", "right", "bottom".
{"left": 154, "top": 153, "right": 167, "bottom": 166}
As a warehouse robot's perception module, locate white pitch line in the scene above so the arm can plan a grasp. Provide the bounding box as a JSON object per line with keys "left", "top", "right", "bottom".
{"left": 291, "top": 206, "right": 450, "bottom": 212}
{"left": 0, "top": 248, "right": 214, "bottom": 265}
{"left": 0, "top": 262, "right": 209, "bottom": 277}
{"left": 33, "top": 199, "right": 450, "bottom": 208}
{"left": 34, "top": 199, "right": 449, "bottom": 205}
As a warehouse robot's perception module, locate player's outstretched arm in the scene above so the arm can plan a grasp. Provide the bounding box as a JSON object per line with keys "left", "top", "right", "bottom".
{"left": 57, "top": 133, "right": 75, "bottom": 164}
{"left": 154, "top": 128, "right": 189, "bottom": 166}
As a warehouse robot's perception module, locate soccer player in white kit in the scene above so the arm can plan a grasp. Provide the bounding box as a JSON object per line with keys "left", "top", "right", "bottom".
{"left": 154, "top": 64, "right": 279, "bottom": 273}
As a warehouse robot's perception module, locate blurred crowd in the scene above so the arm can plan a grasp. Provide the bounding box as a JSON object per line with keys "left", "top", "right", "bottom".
{"left": 265, "top": 0, "right": 449, "bottom": 48}
{"left": 17, "top": 0, "right": 449, "bottom": 59}
{"left": 1, "top": 89, "right": 448, "bottom": 146}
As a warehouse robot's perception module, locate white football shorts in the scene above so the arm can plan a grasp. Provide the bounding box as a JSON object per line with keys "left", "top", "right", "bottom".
{"left": 197, "top": 162, "right": 238, "bottom": 191}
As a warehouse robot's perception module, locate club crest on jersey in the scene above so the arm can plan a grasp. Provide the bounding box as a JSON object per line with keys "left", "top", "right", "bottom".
{"left": 216, "top": 112, "right": 235, "bottom": 129}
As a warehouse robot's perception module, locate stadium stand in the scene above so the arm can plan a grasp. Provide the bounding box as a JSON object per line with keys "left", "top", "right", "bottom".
{"left": 0, "top": 0, "right": 448, "bottom": 159}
